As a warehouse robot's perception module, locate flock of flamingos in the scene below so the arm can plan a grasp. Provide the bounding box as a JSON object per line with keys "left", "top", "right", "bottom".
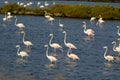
{"left": 1, "top": 2, "right": 120, "bottom": 65}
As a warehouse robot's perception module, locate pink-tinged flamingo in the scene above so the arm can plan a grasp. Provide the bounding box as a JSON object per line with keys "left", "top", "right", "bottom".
{"left": 83, "top": 21, "right": 95, "bottom": 38}
{"left": 62, "top": 31, "right": 77, "bottom": 50}
{"left": 21, "top": 31, "right": 33, "bottom": 50}
{"left": 49, "top": 33, "right": 62, "bottom": 53}
{"left": 16, "top": 45, "right": 28, "bottom": 58}
{"left": 67, "top": 48, "right": 80, "bottom": 61}
{"left": 103, "top": 46, "right": 114, "bottom": 62}
{"left": 44, "top": 45, "right": 58, "bottom": 64}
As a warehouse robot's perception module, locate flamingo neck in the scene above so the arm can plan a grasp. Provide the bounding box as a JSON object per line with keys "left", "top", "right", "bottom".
{"left": 49, "top": 35, "right": 53, "bottom": 47}
{"left": 5, "top": 13, "right": 7, "bottom": 18}
{"left": 59, "top": 20, "right": 60, "bottom": 25}
{"left": 117, "top": 27, "right": 120, "bottom": 36}
{"left": 46, "top": 47, "right": 49, "bottom": 57}
{"left": 83, "top": 24, "right": 87, "bottom": 33}
{"left": 15, "top": 17, "right": 17, "bottom": 25}
{"left": 64, "top": 32, "right": 67, "bottom": 45}
{"left": 104, "top": 47, "right": 108, "bottom": 58}
{"left": 17, "top": 47, "right": 20, "bottom": 55}
{"left": 22, "top": 32, "right": 25, "bottom": 43}
{"left": 67, "top": 48, "right": 71, "bottom": 57}
{"left": 113, "top": 42, "right": 117, "bottom": 51}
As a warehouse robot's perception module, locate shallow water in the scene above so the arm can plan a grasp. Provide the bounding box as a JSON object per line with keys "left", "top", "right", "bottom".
{"left": 0, "top": 13, "right": 120, "bottom": 80}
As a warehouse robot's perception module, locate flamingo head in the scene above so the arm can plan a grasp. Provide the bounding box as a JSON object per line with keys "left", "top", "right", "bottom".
{"left": 49, "top": 34, "right": 53, "bottom": 36}
{"left": 117, "top": 26, "right": 120, "bottom": 28}
{"left": 103, "top": 46, "right": 107, "bottom": 49}
{"left": 20, "top": 31, "right": 25, "bottom": 34}
{"left": 44, "top": 45, "right": 48, "bottom": 48}
{"left": 117, "top": 38, "right": 120, "bottom": 41}
{"left": 62, "top": 31, "right": 66, "bottom": 34}
{"left": 16, "top": 45, "right": 20, "bottom": 48}
{"left": 82, "top": 21, "right": 86, "bottom": 24}
{"left": 112, "top": 41, "right": 116, "bottom": 44}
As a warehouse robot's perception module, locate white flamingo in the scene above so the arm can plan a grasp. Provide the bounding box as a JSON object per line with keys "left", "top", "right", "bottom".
{"left": 44, "top": 45, "right": 58, "bottom": 64}
{"left": 83, "top": 21, "right": 94, "bottom": 37}
{"left": 112, "top": 41, "right": 120, "bottom": 54}
{"left": 90, "top": 17, "right": 96, "bottom": 24}
{"left": 48, "top": 16, "right": 54, "bottom": 24}
{"left": 21, "top": 31, "right": 33, "bottom": 49}
{"left": 3, "top": 12, "right": 7, "bottom": 22}
{"left": 103, "top": 46, "right": 114, "bottom": 62}
{"left": 117, "top": 26, "right": 120, "bottom": 36}
{"left": 14, "top": 16, "right": 25, "bottom": 30}
{"left": 16, "top": 45, "right": 28, "bottom": 58}
{"left": 44, "top": 11, "right": 51, "bottom": 19}
{"left": 59, "top": 19, "right": 64, "bottom": 28}
{"left": 67, "top": 48, "right": 80, "bottom": 61}
{"left": 49, "top": 34, "right": 62, "bottom": 52}
{"left": 7, "top": 12, "right": 13, "bottom": 21}
{"left": 62, "top": 31, "right": 77, "bottom": 49}
{"left": 96, "top": 15, "right": 104, "bottom": 27}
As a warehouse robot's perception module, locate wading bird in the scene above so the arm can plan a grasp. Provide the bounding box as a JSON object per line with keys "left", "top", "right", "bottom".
{"left": 103, "top": 46, "right": 114, "bottom": 62}
{"left": 21, "top": 31, "right": 33, "bottom": 49}
{"left": 67, "top": 48, "right": 80, "bottom": 61}
{"left": 59, "top": 19, "right": 64, "bottom": 28}
{"left": 16, "top": 45, "right": 28, "bottom": 58}
{"left": 117, "top": 26, "right": 120, "bottom": 36}
{"left": 44, "top": 45, "right": 58, "bottom": 64}
{"left": 83, "top": 21, "right": 94, "bottom": 38}
{"left": 112, "top": 41, "right": 120, "bottom": 54}
{"left": 49, "top": 34, "right": 62, "bottom": 53}
{"left": 15, "top": 16, "right": 25, "bottom": 31}
{"left": 62, "top": 31, "right": 77, "bottom": 50}
{"left": 90, "top": 17, "right": 96, "bottom": 24}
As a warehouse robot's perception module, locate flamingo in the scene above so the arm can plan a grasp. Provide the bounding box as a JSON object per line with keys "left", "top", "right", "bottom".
{"left": 96, "top": 15, "right": 104, "bottom": 27}
{"left": 49, "top": 34, "right": 62, "bottom": 52}
{"left": 59, "top": 19, "right": 64, "bottom": 28}
{"left": 16, "top": 45, "right": 28, "bottom": 58}
{"left": 117, "top": 38, "right": 120, "bottom": 46}
{"left": 44, "top": 45, "right": 58, "bottom": 64}
{"left": 112, "top": 41, "right": 120, "bottom": 54}
{"left": 48, "top": 16, "right": 54, "bottom": 25}
{"left": 67, "top": 48, "right": 80, "bottom": 61}
{"left": 14, "top": 16, "right": 25, "bottom": 30}
{"left": 83, "top": 21, "right": 94, "bottom": 37}
{"left": 117, "top": 26, "right": 120, "bottom": 36}
{"left": 44, "top": 1, "right": 49, "bottom": 7}
{"left": 44, "top": 11, "right": 51, "bottom": 19}
{"left": 21, "top": 31, "right": 33, "bottom": 49}
{"left": 90, "top": 17, "right": 96, "bottom": 24}
{"left": 103, "top": 46, "right": 114, "bottom": 62}
{"left": 7, "top": 12, "right": 13, "bottom": 21}
{"left": 62, "top": 31, "right": 77, "bottom": 50}
{"left": 3, "top": 14, "right": 7, "bottom": 22}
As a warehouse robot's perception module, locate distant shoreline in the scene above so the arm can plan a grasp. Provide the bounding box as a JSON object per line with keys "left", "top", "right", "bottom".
{"left": 0, "top": 3, "right": 120, "bottom": 20}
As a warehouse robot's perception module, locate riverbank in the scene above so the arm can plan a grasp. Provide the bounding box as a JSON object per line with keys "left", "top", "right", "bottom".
{"left": 0, "top": 3, "right": 120, "bottom": 20}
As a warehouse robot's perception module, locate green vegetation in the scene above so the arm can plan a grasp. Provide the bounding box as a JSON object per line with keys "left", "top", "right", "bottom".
{"left": 0, "top": 3, "right": 120, "bottom": 20}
